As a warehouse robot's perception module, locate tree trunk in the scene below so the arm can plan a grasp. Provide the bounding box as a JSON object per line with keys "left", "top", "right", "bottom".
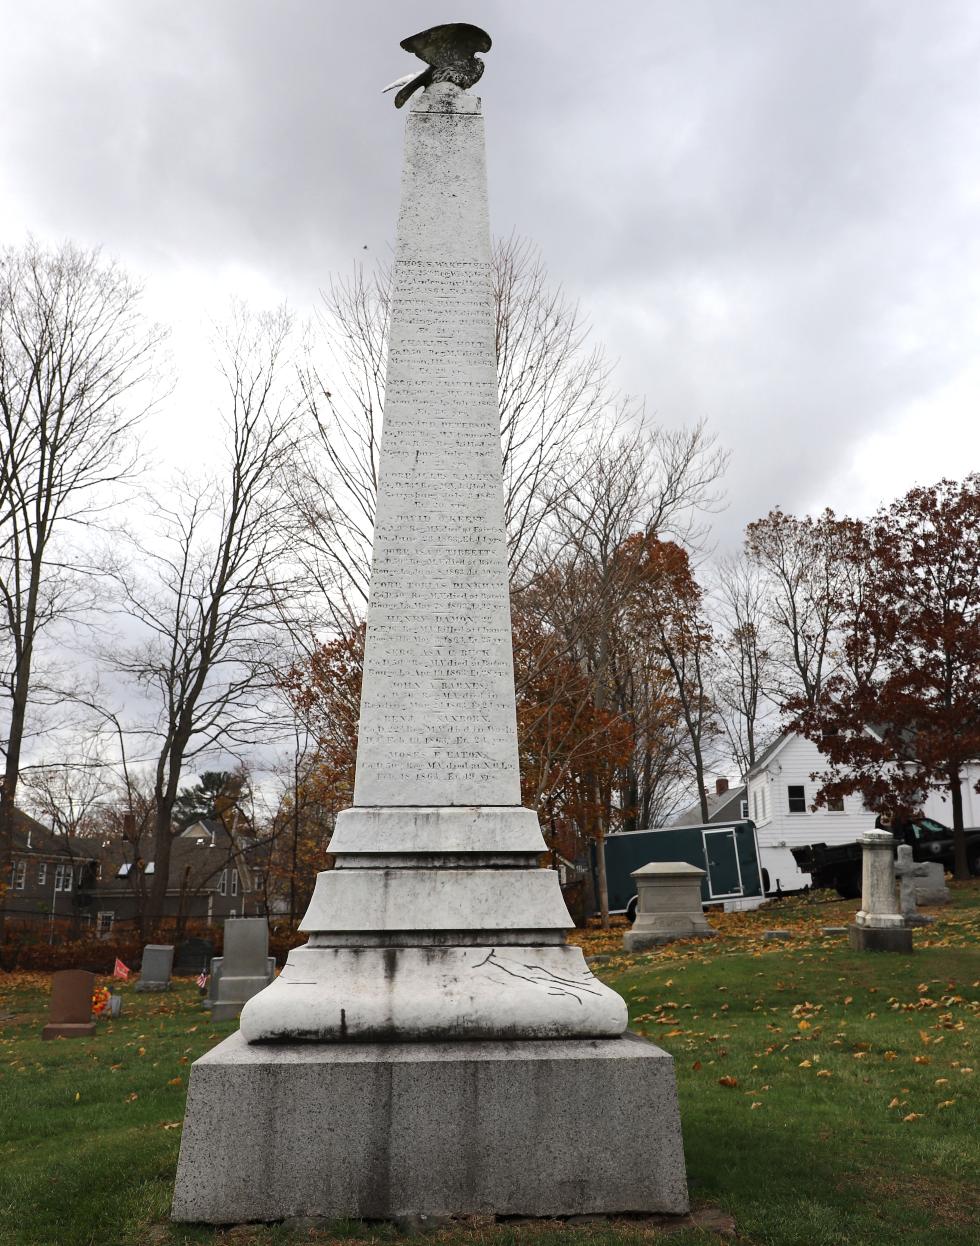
{"left": 0, "top": 677, "right": 29, "bottom": 945}
{"left": 949, "top": 765, "right": 969, "bottom": 881}
{"left": 595, "top": 825, "right": 610, "bottom": 930}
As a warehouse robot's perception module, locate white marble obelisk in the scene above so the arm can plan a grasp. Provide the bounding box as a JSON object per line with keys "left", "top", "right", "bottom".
{"left": 173, "top": 29, "right": 688, "bottom": 1222}
{"left": 237, "top": 77, "right": 626, "bottom": 1045}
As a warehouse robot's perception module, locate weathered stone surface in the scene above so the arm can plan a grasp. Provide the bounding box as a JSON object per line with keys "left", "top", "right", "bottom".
{"left": 353, "top": 85, "right": 517, "bottom": 810}
{"left": 210, "top": 920, "right": 273, "bottom": 1021}
{"left": 762, "top": 930, "right": 793, "bottom": 941}
{"left": 820, "top": 926, "right": 848, "bottom": 936}
{"left": 171, "top": 1032, "right": 688, "bottom": 1223}
{"left": 135, "top": 944, "right": 174, "bottom": 993}
{"left": 239, "top": 944, "right": 627, "bottom": 1042}
{"left": 855, "top": 831, "right": 904, "bottom": 930}
{"left": 42, "top": 969, "right": 95, "bottom": 1040}
{"left": 914, "top": 862, "right": 950, "bottom": 906}
{"left": 848, "top": 923, "right": 913, "bottom": 953}
{"left": 623, "top": 861, "right": 716, "bottom": 951}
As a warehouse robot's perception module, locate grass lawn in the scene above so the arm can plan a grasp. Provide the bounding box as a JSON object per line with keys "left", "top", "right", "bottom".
{"left": 1, "top": 885, "right": 977, "bottom": 1246}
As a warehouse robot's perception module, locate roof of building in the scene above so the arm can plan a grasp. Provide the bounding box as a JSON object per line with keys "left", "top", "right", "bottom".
{"left": 669, "top": 783, "right": 747, "bottom": 828}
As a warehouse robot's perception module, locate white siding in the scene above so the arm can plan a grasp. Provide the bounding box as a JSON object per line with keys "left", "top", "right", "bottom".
{"left": 748, "top": 737, "right": 980, "bottom": 891}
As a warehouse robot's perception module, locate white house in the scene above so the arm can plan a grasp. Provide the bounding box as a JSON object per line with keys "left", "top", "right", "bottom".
{"left": 744, "top": 731, "right": 980, "bottom": 891}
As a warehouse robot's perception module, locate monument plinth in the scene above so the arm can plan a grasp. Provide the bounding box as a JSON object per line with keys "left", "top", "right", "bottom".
{"left": 173, "top": 26, "right": 688, "bottom": 1222}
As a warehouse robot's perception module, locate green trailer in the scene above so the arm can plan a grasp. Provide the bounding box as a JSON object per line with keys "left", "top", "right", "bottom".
{"left": 590, "top": 820, "right": 766, "bottom": 919}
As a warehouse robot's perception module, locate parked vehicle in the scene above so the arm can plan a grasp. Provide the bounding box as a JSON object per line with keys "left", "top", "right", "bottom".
{"left": 791, "top": 817, "right": 980, "bottom": 898}
{"left": 591, "top": 820, "right": 767, "bottom": 920}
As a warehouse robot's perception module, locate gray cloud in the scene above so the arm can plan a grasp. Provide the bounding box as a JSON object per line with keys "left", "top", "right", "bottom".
{"left": 3, "top": 1, "right": 979, "bottom": 546}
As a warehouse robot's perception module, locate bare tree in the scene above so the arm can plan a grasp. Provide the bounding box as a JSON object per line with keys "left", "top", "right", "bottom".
{"left": 105, "top": 306, "right": 300, "bottom": 928}
{"left": 744, "top": 509, "right": 860, "bottom": 709}
{"left": 710, "top": 554, "right": 773, "bottom": 777}
{"left": 0, "top": 240, "right": 162, "bottom": 935}
{"left": 532, "top": 426, "right": 727, "bottom": 925}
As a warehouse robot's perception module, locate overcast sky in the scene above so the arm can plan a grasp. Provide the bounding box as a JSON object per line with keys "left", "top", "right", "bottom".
{"left": 3, "top": 0, "right": 979, "bottom": 545}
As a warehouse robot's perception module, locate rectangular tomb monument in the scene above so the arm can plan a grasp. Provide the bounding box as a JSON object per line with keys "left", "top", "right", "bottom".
{"left": 173, "top": 22, "right": 689, "bottom": 1223}
{"left": 42, "top": 969, "right": 96, "bottom": 1040}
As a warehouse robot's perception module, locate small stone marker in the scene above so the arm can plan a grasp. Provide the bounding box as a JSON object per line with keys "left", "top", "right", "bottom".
{"left": 135, "top": 944, "right": 175, "bottom": 992}
{"left": 894, "top": 846, "right": 935, "bottom": 927}
{"left": 848, "top": 831, "right": 913, "bottom": 952}
{"left": 623, "top": 861, "right": 717, "bottom": 951}
{"left": 209, "top": 919, "right": 273, "bottom": 1021}
{"left": 913, "top": 861, "right": 949, "bottom": 907}
{"left": 763, "top": 930, "right": 792, "bottom": 941}
{"left": 174, "top": 938, "right": 214, "bottom": 976}
{"left": 42, "top": 969, "right": 96, "bottom": 1040}
{"left": 821, "top": 926, "right": 848, "bottom": 936}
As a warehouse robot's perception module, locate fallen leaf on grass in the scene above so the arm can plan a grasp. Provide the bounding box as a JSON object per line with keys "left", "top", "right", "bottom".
{"left": 887, "top": 1097, "right": 902, "bottom": 1108}
{"left": 718, "top": 1075, "right": 738, "bottom": 1088}
{"left": 960, "top": 1067, "right": 973, "bottom": 1075}
{"left": 126, "top": 1092, "right": 138, "bottom": 1103}
{"left": 750, "top": 1101, "right": 763, "bottom": 1109}
{"left": 167, "top": 1076, "right": 182, "bottom": 1086}
{"left": 798, "top": 1020, "right": 811, "bottom": 1031}
{"left": 161, "top": 1122, "right": 182, "bottom": 1130}
{"left": 935, "top": 1078, "right": 949, "bottom": 1085}
{"left": 692, "top": 1061, "right": 702, "bottom": 1071}
{"left": 902, "top": 1112, "right": 923, "bottom": 1123}
{"left": 73, "top": 1092, "right": 80, "bottom": 1102}
{"left": 937, "top": 1099, "right": 956, "bottom": 1109}
{"left": 913, "top": 1056, "right": 930, "bottom": 1065}
{"left": 816, "top": 1069, "right": 833, "bottom": 1077}
{"left": 799, "top": 1060, "right": 812, "bottom": 1068}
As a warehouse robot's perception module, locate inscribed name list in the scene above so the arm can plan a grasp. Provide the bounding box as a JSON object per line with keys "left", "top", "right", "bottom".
{"left": 353, "top": 104, "right": 521, "bottom": 807}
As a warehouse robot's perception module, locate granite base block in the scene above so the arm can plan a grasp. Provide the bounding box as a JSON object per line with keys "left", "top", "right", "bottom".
{"left": 42, "top": 1022, "right": 95, "bottom": 1040}
{"left": 848, "top": 923, "right": 914, "bottom": 953}
{"left": 172, "top": 1031, "right": 688, "bottom": 1223}
{"left": 623, "top": 929, "right": 716, "bottom": 952}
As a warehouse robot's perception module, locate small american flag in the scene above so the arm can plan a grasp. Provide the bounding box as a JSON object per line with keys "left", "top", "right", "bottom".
{"left": 113, "top": 958, "right": 130, "bottom": 980}
{"left": 196, "top": 971, "right": 208, "bottom": 990}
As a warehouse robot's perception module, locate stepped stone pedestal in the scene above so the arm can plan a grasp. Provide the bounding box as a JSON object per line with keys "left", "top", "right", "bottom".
{"left": 624, "top": 861, "right": 717, "bottom": 951}
{"left": 849, "top": 831, "right": 913, "bottom": 953}
{"left": 173, "top": 26, "right": 688, "bottom": 1224}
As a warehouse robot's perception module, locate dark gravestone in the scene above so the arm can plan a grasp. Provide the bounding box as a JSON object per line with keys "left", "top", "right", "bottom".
{"left": 174, "top": 938, "right": 214, "bottom": 976}
{"left": 42, "top": 969, "right": 96, "bottom": 1040}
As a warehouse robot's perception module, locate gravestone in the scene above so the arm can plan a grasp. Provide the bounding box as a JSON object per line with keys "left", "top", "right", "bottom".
{"left": 914, "top": 862, "right": 949, "bottom": 906}
{"left": 135, "top": 944, "right": 174, "bottom": 992}
{"left": 42, "top": 969, "right": 96, "bottom": 1040}
{"left": 623, "top": 862, "right": 717, "bottom": 950}
{"left": 203, "top": 953, "right": 275, "bottom": 1010}
{"left": 894, "top": 846, "right": 935, "bottom": 927}
{"left": 849, "top": 831, "right": 913, "bottom": 952}
{"left": 174, "top": 938, "right": 214, "bottom": 976}
{"left": 174, "top": 24, "right": 687, "bottom": 1223}
{"left": 209, "top": 919, "right": 273, "bottom": 1021}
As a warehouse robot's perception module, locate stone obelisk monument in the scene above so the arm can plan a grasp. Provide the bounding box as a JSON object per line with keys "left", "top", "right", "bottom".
{"left": 173, "top": 24, "right": 688, "bottom": 1222}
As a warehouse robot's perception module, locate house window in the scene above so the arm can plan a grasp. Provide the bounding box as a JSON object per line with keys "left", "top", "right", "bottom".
{"left": 55, "top": 863, "right": 73, "bottom": 891}
{"left": 96, "top": 912, "right": 114, "bottom": 938}
{"left": 14, "top": 860, "right": 26, "bottom": 890}
{"left": 37, "top": 862, "right": 47, "bottom": 886}
{"left": 740, "top": 799, "right": 749, "bottom": 820}
{"left": 219, "top": 870, "right": 228, "bottom": 897}
{"left": 231, "top": 870, "right": 238, "bottom": 897}
{"left": 787, "top": 785, "right": 807, "bottom": 814}
{"left": 827, "top": 796, "right": 845, "bottom": 813}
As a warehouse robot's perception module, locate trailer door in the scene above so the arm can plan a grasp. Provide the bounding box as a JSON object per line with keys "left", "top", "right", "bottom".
{"left": 702, "top": 828, "right": 744, "bottom": 899}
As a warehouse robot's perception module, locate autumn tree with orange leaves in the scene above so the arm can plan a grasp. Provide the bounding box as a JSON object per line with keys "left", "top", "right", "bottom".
{"left": 791, "top": 476, "right": 980, "bottom": 880}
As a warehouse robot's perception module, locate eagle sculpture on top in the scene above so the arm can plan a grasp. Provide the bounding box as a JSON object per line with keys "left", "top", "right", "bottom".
{"left": 382, "top": 22, "right": 492, "bottom": 109}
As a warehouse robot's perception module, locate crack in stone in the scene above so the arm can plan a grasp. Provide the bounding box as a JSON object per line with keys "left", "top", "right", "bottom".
{"left": 473, "top": 949, "right": 602, "bottom": 1003}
